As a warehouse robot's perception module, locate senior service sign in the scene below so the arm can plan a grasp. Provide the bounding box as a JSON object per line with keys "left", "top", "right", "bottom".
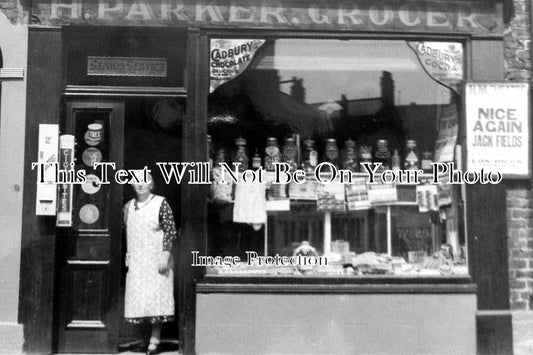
{"left": 465, "top": 83, "right": 530, "bottom": 178}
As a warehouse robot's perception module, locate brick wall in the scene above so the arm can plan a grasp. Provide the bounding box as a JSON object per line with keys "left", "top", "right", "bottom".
{"left": 505, "top": 0, "right": 533, "bottom": 353}
{"left": 507, "top": 186, "right": 533, "bottom": 310}
{"left": 506, "top": 0, "right": 532, "bottom": 309}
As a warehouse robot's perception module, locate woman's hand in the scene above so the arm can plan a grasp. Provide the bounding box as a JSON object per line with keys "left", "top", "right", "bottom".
{"left": 158, "top": 251, "right": 171, "bottom": 275}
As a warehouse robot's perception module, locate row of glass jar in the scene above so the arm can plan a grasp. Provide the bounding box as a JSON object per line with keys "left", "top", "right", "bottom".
{"left": 208, "top": 136, "right": 433, "bottom": 173}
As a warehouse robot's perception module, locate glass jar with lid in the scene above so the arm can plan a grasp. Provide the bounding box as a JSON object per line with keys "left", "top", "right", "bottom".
{"left": 264, "top": 137, "right": 282, "bottom": 171}
{"left": 233, "top": 137, "right": 249, "bottom": 172}
{"left": 282, "top": 137, "right": 298, "bottom": 171}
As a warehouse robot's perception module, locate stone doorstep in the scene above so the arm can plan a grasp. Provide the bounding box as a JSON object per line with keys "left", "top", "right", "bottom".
{"left": 512, "top": 311, "right": 533, "bottom": 355}
{"left": 512, "top": 310, "right": 533, "bottom": 322}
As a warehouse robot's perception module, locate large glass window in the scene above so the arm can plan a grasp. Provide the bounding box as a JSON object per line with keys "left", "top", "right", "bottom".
{"left": 206, "top": 38, "right": 466, "bottom": 277}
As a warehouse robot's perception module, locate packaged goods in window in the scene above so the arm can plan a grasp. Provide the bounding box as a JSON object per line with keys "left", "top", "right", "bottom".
{"left": 331, "top": 240, "right": 350, "bottom": 255}
{"left": 264, "top": 137, "right": 282, "bottom": 171}
{"left": 351, "top": 252, "right": 394, "bottom": 275}
{"left": 374, "top": 139, "right": 391, "bottom": 171}
{"left": 233, "top": 175, "right": 267, "bottom": 225}
{"left": 367, "top": 181, "right": 398, "bottom": 205}
{"left": 211, "top": 149, "right": 233, "bottom": 203}
{"left": 417, "top": 184, "right": 438, "bottom": 212}
{"left": 408, "top": 251, "right": 427, "bottom": 264}
{"left": 437, "top": 180, "right": 453, "bottom": 207}
{"left": 289, "top": 173, "right": 318, "bottom": 200}
{"left": 317, "top": 179, "right": 345, "bottom": 211}
{"left": 341, "top": 139, "right": 358, "bottom": 172}
{"left": 404, "top": 140, "right": 420, "bottom": 170}
{"left": 232, "top": 137, "right": 249, "bottom": 172}
{"left": 265, "top": 171, "right": 289, "bottom": 200}
{"left": 282, "top": 137, "right": 298, "bottom": 171}
{"left": 345, "top": 177, "right": 370, "bottom": 210}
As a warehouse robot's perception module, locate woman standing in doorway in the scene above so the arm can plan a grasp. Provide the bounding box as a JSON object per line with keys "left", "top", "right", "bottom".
{"left": 123, "top": 173, "right": 177, "bottom": 354}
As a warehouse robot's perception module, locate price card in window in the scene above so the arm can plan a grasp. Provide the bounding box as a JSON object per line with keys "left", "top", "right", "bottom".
{"left": 368, "top": 181, "right": 398, "bottom": 206}
{"left": 317, "top": 180, "right": 345, "bottom": 212}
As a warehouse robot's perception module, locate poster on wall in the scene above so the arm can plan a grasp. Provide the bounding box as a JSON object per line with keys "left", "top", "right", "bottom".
{"left": 209, "top": 39, "right": 265, "bottom": 92}
{"left": 465, "top": 82, "right": 530, "bottom": 178}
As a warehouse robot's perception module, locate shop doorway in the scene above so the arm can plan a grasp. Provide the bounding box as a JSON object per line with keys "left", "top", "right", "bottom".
{"left": 55, "top": 98, "right": 183, "bottom": 353}
{"left": 118, "top": 97, "right": 183, "bottom": 352}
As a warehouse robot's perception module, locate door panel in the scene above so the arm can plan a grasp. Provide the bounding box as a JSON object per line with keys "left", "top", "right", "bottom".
{"left": 57, "top": 101, "right": 124, "bottom": 353}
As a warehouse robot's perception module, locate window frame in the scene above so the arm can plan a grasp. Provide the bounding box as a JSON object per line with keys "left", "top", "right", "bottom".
{"left": 194, "top": 27, "right": 475, "bottom": 285}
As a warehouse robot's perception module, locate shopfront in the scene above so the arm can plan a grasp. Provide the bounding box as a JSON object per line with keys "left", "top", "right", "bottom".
{"left": 18, "top": 1, "right": 518, "bottom": 354}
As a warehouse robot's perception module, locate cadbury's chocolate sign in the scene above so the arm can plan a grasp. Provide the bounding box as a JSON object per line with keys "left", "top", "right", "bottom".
{"left": 33, "top": 0, "right": 503, "bottom": 34}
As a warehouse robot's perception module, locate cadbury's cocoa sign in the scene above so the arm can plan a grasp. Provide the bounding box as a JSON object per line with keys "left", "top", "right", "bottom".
{"left": 33, "top": 0, "right": 503, "bottom": 34}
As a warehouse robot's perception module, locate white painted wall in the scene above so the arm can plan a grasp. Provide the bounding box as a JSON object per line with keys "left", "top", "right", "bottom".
{"left": 0, "top": 10, "right": 27, "bottom": 354}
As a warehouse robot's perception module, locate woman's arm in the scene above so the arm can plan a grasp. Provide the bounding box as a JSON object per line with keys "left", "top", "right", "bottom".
{"left": 159, "top": 199, "right": 178, "bottom": 252}
{"left": 123, "top": 200, "right": 131, "bottom": 266}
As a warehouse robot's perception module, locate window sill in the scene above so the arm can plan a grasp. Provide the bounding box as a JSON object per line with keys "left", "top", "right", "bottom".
{"left": 197, "top": 274, "right": 476, "bottom": 294}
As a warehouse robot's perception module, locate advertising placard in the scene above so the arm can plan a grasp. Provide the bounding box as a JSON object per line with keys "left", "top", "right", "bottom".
{"left": 56, "top": 135, "right": 75, "bottom": 227}
{"left": 87, "top": 56, "right": 167, "bottom": 77}
{"left": 35, "top": 124, "right": 59, "bottom": 215}
{"left": 434, "top": 102, "right": 459, "bottom": 163}
{"left": 210, "top": 39, "right": 265, "bottom": 92}
{"left": 408, "top": 42, "right": 463, "bottom": 92}
{"left": 465, "top": 82, "right": 530, "bottom": 178}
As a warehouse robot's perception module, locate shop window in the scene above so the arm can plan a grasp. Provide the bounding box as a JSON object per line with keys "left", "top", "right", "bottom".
{"left": 206, "top": 38, "right": 466, "bottom": 277}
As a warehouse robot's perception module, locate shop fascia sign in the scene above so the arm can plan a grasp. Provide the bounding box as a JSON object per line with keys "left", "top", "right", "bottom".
{"left": 36, "top": 0, "right": 502, "bottom": 34}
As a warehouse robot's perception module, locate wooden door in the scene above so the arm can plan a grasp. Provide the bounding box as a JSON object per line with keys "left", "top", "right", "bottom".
{"left": 56, "top": 101, "right": 124, "bottom": 353}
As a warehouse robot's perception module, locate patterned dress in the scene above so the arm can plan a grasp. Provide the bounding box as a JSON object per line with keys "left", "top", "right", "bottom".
{"left": 124, "top": 194, "right": 177, "bottom": 324}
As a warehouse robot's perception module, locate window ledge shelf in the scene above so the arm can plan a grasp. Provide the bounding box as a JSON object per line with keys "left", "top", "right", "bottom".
{"left": 197, "top": 278, "right": 476, "bottom": 294}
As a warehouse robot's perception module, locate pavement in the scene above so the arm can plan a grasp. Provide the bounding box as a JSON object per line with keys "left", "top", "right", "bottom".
{"left": 118, "top": 339, "right": 180, "bottom": 355}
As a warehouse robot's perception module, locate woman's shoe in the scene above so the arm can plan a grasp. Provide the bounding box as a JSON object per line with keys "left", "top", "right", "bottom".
{"left": 146, "top": 342, "right": 160, "bottom": 355}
